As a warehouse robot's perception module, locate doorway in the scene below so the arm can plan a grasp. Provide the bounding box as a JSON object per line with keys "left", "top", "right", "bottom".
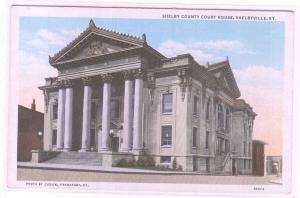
{"left": 232, "top": 159, "right": 236, "bottom": 175}
{"left": 111, "top": 137, "right": 119, "bottom": 152}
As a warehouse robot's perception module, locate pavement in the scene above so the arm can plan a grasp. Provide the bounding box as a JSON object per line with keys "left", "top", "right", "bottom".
{"left": 17, "top": 162, "right": 281, "bottom": 184}
{"left": 17, "top": 162, "right": 204, "bottom": 175}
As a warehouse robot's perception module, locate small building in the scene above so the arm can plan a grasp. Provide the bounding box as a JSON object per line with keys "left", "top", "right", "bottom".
{"left": 17, "top": 100, "right": 44, "bottom": 161}
{"left": 252, "top": 140, "right": 266, "bottom": 176}
{"left": 266, "top": 155, "right": 282, "bottom": 176}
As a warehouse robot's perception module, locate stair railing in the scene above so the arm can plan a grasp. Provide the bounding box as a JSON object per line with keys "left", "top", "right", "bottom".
{"left": 222, "top": 152, "right": 231, "bottom": 168}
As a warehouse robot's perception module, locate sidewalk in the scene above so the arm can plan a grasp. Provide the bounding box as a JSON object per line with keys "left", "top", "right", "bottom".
{"left": 17, "top": 162, "right": 206, "bottom": 175}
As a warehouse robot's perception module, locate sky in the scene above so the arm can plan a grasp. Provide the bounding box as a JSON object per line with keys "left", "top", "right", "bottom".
{"left": 19, "top": 17, "right": 284, "bottom": 155}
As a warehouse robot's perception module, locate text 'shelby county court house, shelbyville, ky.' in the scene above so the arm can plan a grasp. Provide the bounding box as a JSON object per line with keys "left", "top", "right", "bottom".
{"left": 38, "top": 19, "right": 256, "bottom": 175}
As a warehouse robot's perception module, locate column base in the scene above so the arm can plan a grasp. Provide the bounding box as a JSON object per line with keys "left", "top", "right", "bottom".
{"left": 54, "top": 148, "right": 64, "bottom": 151}
{"left": 63, "top": 148, "right": 71, "bottom": 152}
{"left": 78, "top": 148, "right": 90, "bottom": 152}
{"left": 98, "top": 148, "right": 110, "bottom": 153}
{"left": 119, "top": 148, "right": 131, "bottom": 153}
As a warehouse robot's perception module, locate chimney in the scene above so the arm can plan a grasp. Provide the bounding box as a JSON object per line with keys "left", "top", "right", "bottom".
{"left": 31, "top": 99, "right": 36, "bottom": 111}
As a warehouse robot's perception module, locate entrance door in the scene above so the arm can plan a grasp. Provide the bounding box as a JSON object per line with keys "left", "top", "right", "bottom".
{"left": 112, "top": 137, "right": 119, "bottom": 152}
{"left": 90, "top": 129, "right": 96, "bottom": 151}
{"left": 232, "top": 159, "right": 236, "bottom": 175}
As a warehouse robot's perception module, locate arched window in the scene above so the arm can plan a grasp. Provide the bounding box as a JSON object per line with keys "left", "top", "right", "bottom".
{"left": 225, "top": 108, "right": 230, "bottom": 132}
{"left": 206, "top": 99, "right": 210, "bottom": 120}
{"left": 217, "top": 104, "right": 224, "bottom": 129}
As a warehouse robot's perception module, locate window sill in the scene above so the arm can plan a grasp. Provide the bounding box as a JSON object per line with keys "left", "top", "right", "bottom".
{"left": 161, "top": 145, "right": 172, "bottom": 148}
{"left": 162, "top": 112, "right": 172, "bottom": 115}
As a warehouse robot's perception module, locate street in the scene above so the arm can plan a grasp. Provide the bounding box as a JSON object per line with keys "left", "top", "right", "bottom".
{"left": 17, "top": 168, "right": 280, "bottom": 185}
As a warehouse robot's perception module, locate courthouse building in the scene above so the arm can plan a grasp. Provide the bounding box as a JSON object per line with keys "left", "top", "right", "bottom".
{"left": 39, "top": 19, "right": 256, "bottom": 174}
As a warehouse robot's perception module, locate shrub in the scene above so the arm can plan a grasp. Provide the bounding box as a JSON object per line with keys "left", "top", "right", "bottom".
{"left": 172, "top": 157, "right": 177, "bottom": 169}
{"left": 145, "top": 156, "right": 156, "bottom": 167}
{"left": 127, "top": 158, "right": 136, "bottom": 167}
{"left": 116, "top": 159, "right": 128, "bottom": 167}
{"left": 136, "top": 158, "right": 146, "bottom": 167}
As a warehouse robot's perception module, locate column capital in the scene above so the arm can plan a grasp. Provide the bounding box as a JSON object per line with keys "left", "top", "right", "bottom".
{"left": 122, "top": 70, "right": 133, "bottom": 80}
{"left": 64, "top": 79, "right": 74, "bottom": 88}
{"left": 81, "top": 76, "right": 94, "bottom": 86}
{"left": 101, "top": 73, "right": 113, "bottom": 83}
{"left": 133, "top": 68, "right": 145, "bottom": 79}
{"left": 57, "top": 80, "right": 65, "bottom": 88}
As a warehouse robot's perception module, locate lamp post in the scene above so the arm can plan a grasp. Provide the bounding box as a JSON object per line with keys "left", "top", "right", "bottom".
{"left": 38, "top": 131, "right": 43, "bottom": 151}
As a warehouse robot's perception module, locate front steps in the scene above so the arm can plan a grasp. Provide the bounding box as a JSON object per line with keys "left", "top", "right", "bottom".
{"left": 214, "top": 154, "right": 232, "bottom": 175}
{"left": 45, "top": 151, "right": 102, "bottom": 166}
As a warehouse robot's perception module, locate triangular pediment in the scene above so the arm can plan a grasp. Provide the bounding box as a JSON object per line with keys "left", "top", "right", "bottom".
{"left": 52, "top": 32, "right": 141, "bottom": 63}
{"left": 208, "top": 60, "right": 241, "bottom": 98}
{"left": 49, "top": 20, "right": 147, "bottom": 65}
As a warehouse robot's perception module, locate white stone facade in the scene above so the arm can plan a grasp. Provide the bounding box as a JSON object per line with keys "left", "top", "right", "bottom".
{"left": 39, "top": 20, "right": 256, "bottom": 174}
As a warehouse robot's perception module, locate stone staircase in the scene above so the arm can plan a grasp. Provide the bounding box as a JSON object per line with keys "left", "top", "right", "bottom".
{"left": 215, "top": 155, "right": 226, "bottom": 172}
{"left": 45, "top": 152, "right": 102, "bottom": 166}
{"left": 215, "top": 153, "right": 232, "bottom": 175}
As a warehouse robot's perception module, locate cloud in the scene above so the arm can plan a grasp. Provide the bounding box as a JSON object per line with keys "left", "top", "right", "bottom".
{"left": 25, "top": 28, "right": 83, "bottom": 50}
{"left": 193, "top": 40, "right": 254, "bottom": 54}
{"left": 157, "top": 40, "right": 224, "bottom": 64}
{"left": 36, "top": 29, "right": 67, "bottom": 46}
{"left": 25, "top": 38, "right": 48, "bottom": 49}
{"left": 233, "top": 65, "right": 283, "bottom": 155}
{"left": 19, "top": 51, "right": 57, "bottom": 112}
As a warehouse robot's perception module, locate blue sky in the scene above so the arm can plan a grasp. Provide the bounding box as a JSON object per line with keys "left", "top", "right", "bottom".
{"left": 20, "top": 17, "right": 284, "bottom": 69}
{"left": 19, "top": 17, "right": 285, "bottom": 155}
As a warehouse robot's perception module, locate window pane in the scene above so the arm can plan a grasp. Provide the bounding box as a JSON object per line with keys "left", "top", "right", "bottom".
{"left": 111, "top": 99, "right": 120, "bottom": 119}
{"left": 53, "top": 103, "right": 58, "bottom": 120}
{"left": 192, "top": 127, "right": 197, "bottom": 147}
{"left": 160, "top": 156, "right": 171, "bottom": 163}
{"left": 193, "top": 96, "right": 198, "bottom": 115}
{"left": 161, "top": 126, "right": 172, "bottom": 146}
{"left": 162, "top": 93, "right": 173, "bottom": 113}
{"left": 52, "top": 130, "right": 57, "bottom": 145}
{"left": 205, "top": 131, "right": 209, "bottom": 148}
{"left": 91, "top": 102, "right": 96, "bottom": 120}
{"left": 206, "top": 100, "right": 210, "bottom": 120}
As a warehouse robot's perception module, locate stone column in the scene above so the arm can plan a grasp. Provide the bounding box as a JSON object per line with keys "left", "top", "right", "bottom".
{"left": 120, "top": 70, "right": 133, "bottom": 152}
{"left": 56, "top": 82, "right": 65, "bottom": 150}
{"left": 63, "top": 80, "right": 74, "bottom": 151}
{"left": 80, "top": 77, "right": 93, "bottom": 152}
{"left": 133, "top": 69, "right": 144, "bottom": 151}
{"left": 99, "top": 74, "right": 113, "bottom": 151}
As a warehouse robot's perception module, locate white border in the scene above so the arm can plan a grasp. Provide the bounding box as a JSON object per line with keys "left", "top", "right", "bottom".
{"left": 3, "top": 1, "right": 298, "bottom": 197}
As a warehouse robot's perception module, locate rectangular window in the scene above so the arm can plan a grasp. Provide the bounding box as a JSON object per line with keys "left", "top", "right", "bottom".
{"left": 162, "top": 93, "right": 173, "bottom": 113}
{"left": 160, "top": 156, "right": 171, "bottom": 163}
{"left": 193, "top": 95, "right": 198, "bottom": 115}
{"left": 111, "top": 99, "right": 120, "bottom": 119}
{"left": 206, "top": 158, "right": 210, "bottom": 172}
{"left": 248, "top": 143, "right": 251, "bottom": 155}
{"left": 205, "top": 131, "right": 209, "bottom": 149}
{"left": 248, "top": 159, "right": 251, "bottom": 169}
{"left": 91, "top": 101, "right": 96, "bottom": 120}
{"left": 52, "top": 130, "right": 57, "bottom": 146}
{"left": 193, "top": 157, "right": 198, "bottom": 171}
{"left": 244, "top": 159, "right": 246, "bottom": 169}
{"left": 53, "top": 103, "right": 58, "bottom": 120}
{"left": 244, "top": 141, "right": 246, "bottom": 155}
{"left": 161, "top": 126, "right": 172, "bottom": 146}
{"left": 192, "top": 127, "right": 197, "bottom": 147}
